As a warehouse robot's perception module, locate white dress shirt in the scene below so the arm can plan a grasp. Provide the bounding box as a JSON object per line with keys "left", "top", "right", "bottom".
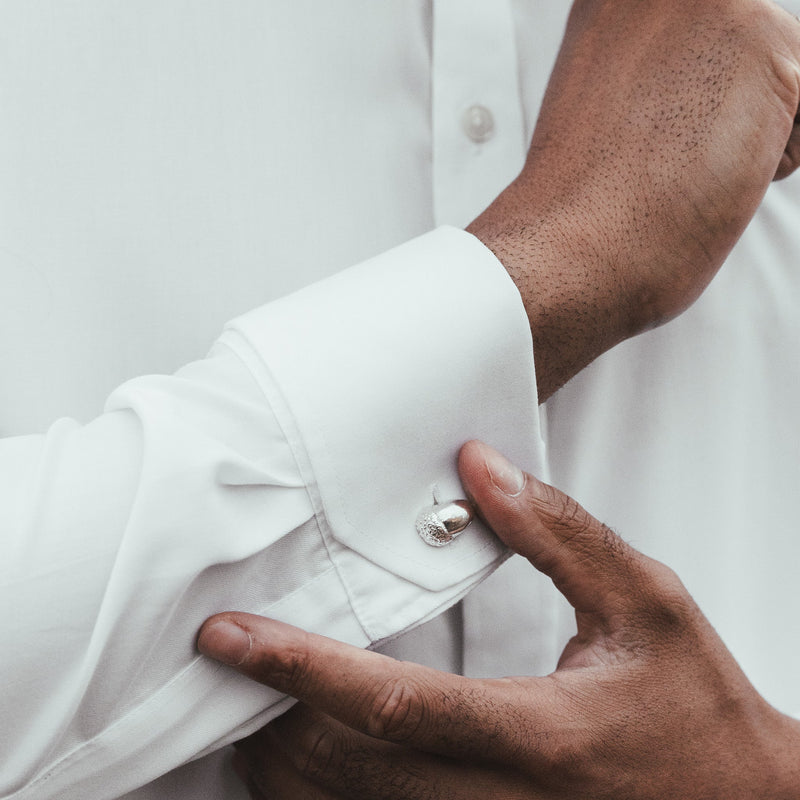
{"left": 2, "top": 3, "right": 798, "bottom": 799}
{"left": 1, "top": 3, "right": 553, "bottom": 798}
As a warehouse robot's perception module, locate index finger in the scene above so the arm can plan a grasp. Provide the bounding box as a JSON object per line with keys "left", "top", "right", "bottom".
{"left": 197, "top": 613, "right": 556, "bottom": 768}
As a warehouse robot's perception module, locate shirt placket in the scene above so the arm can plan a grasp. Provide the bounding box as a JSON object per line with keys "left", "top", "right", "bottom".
{"left": 431, "top": 0, "right": 527, "bottom": 228}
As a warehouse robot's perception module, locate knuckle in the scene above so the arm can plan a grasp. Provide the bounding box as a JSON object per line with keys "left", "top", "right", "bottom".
{"left": 533, "top": 488, "right": 597, "bottom": 544}
{"left": 633, "top": 557, "right": 700, "bottom": 633}
{"left": 527, "top": 481, "right": 566, "bottom": 521}
{"left": 365, "top": 677, "right": 427, "bottom": 743}
{"left": 533, "top": 487, "right": 628, "bottom": 561}
{"left": 554, "top": 494, "right": 593, "bottom": 535}
{"left": 643, "top": 559, "right": 688, "bottom": 604}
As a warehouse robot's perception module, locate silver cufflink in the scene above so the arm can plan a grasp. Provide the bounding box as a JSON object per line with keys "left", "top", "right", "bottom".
{"left": 415, "top": 489, "right": 475, "bottom": 547}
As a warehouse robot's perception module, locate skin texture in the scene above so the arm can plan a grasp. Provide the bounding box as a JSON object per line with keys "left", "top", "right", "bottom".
{"left": 198, "top": 441, "right": 800, "bottom": 799}
{"left": 468, "top": 0, "right": 800, "bottom": 400}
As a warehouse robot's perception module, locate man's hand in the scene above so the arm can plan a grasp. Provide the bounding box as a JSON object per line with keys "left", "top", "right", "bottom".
{"left": 198, "top": 441, "right": 800, "bottom": 799}
{"left": 471, "top": 0, "right": 800, "bottom": 399}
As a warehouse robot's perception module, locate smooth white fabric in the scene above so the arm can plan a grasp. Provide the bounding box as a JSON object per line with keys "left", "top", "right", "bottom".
{"left": 2, "top": 2, "right": 798, "bottom": 799}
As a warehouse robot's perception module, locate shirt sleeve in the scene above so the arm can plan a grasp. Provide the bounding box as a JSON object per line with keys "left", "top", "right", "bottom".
{"left": 0, "top": 226, "right": 545, "bottom": 800}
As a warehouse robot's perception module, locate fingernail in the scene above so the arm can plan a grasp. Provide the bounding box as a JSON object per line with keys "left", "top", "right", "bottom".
{"left": 480, "top": 442, "right": 525, "bottom": 496}
{"left": 198, "top": 620, "right": 252, "bottom": 666}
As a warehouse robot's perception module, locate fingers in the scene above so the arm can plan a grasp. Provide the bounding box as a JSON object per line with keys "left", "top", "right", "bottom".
{"left": 458, "top": 440, "right": 648, "bottom": 615}
{"left": 236, "top": 705, "right": 539, "bottom": 800}
{"left": 197, "top": 612, "right": 554, "bottom": 766}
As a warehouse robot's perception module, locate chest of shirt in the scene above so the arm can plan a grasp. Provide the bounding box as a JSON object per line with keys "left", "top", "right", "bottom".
{"left": 0, "top": 1, "right": 564, "bottom": 436}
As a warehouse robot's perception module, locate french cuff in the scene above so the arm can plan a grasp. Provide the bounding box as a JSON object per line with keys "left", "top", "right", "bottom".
{"left": 220, "top": 226, "right": 545, "bottom": 642}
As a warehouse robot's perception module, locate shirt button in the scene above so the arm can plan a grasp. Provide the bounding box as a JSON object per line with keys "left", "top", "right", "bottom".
{"left": 461, "top": 105, "right": 495, "bottom": 143}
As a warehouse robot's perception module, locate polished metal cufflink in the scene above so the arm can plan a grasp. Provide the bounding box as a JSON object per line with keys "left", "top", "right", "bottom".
{"left": 415, "top": 492, "right": 475, "bottom": 547}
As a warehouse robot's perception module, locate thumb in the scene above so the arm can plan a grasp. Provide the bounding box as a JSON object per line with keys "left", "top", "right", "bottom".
{"left": 458, "top": 440, "right": 644, "bottom": 615}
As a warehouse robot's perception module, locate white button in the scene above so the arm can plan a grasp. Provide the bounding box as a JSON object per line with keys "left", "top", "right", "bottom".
{"left": 461, "top": 105, "right": 495, "bottom": 143}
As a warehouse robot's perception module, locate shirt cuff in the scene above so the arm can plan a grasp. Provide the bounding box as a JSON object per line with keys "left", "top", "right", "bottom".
{"left": 220, "top": 225, "right": 545, "bottom": 642}
{"left": 6, "top": 227, "right": 544, "bottom": 800}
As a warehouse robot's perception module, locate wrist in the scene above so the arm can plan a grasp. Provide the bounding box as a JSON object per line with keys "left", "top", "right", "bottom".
{"left": 467, "top": 179, "right": 633, "bottom": 401}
